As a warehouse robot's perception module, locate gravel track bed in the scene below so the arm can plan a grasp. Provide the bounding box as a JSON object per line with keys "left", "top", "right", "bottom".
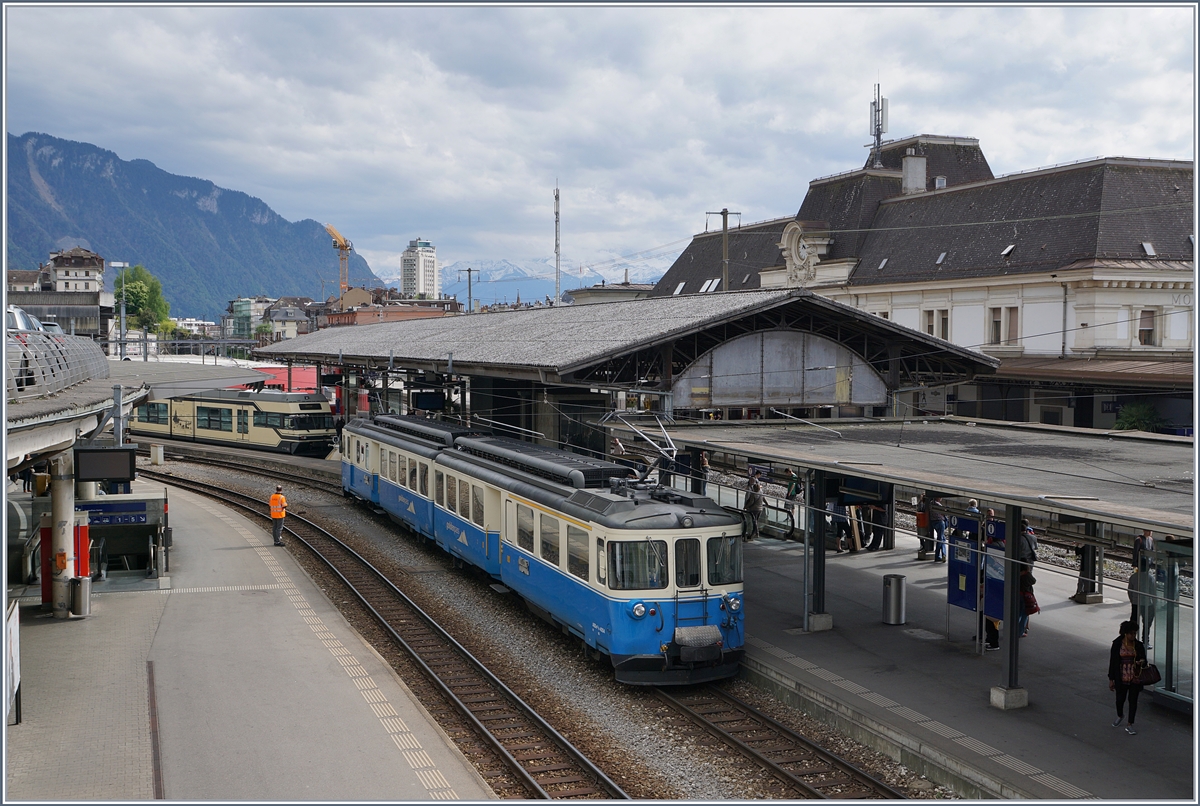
{"left": 163, "top": 459, "right": 955, "bottom": 799}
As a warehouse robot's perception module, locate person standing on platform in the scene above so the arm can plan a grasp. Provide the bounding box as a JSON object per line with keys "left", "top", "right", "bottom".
{"left": 785, "top": 467, "right": 801, "bottom": 502}
{"left": 698, "top": 451, "right": 711, "bottom": 495}
{"left": 1108, "top": 620, "right": 1147, "bottom": 735}
{"left": 270, "top": 485, "right": 288, "bottom": 546}
{"left": 930, "top": 497, "right": 948, "bottom": 562}
{"left": 915, "top": 493, "right": 931, "bottom": 558}
{"left": 1018, "top": 567, "right": 1038, "bottom": 637}
{"left": 864, "top": 502, "right": 887, "bottom": 551}
{"left": 1133, "top": 529, "right": 1155, "bottom": 572}
{"left": 1127, "top": 568, "right": 1156, "bottom": 647}
{"left": 743, "top": 471, "right": 763, "bottom": 542}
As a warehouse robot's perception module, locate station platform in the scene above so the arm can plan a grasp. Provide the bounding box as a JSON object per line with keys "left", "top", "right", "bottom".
{"left": 4, "top": 479, "right": 493, "bottom": 801}
{"left": 742, "top": 530, "right": 1195, "bottom": 800}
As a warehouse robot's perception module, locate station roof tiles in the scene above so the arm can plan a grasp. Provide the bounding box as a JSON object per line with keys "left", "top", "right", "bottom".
{"left": 258, "top": 289, "right": 998, "bottom": 378}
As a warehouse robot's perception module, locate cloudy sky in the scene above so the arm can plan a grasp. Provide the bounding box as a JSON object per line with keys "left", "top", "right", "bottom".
{"left": 5, "top": 5, "right": 1195, "bottom": 279}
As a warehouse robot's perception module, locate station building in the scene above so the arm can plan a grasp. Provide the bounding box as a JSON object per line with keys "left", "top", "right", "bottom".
{"left": 650, "top": 135, "right": 1194, "bottom": 431}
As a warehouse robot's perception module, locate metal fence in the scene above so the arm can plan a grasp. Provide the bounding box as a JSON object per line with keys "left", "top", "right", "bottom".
{"left": 6, "top": 332, "right": 109, "bottom": 403}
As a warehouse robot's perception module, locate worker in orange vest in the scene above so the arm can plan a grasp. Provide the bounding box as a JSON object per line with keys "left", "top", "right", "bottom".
{"left": 270, "top": 485, "right": 288, "bottom": 546}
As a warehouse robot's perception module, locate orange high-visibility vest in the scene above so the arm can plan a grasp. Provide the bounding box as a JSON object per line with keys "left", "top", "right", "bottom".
{"left": 270, "top": 493, "right": 287, "bottom": 519}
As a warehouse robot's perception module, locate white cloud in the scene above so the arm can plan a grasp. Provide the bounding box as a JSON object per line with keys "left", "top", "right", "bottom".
{"left": 5, "top": 5, "right": 1193, "bottom": 275}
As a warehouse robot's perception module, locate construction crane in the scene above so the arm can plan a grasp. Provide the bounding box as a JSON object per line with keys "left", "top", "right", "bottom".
{"left": 324, "top": 223, "right": 353, "bottom": 300}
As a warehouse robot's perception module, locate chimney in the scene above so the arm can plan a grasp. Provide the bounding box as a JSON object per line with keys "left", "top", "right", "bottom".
{"left": 902, "top": 147, "right": 927, "bottom": 194}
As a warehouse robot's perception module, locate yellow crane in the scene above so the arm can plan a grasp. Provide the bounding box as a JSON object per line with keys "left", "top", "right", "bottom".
{"left": 324, "top": 223, "right": 353, "bottom": 299}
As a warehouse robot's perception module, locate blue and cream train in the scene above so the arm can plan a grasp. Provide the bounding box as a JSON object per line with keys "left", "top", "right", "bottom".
{"left": 342, "top": 414, "right": 746, "bottom": 685}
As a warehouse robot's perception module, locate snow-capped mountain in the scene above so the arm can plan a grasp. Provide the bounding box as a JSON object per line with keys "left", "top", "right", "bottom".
{"left": 391, "top": 253, "right": 677, "bottom": 305}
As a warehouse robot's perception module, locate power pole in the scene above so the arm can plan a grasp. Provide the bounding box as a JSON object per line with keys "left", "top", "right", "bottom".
{"left": 458, "top": 267, "right": 480, "bottom": 313}
{"left": 554, "top": 183, "right": 561, "bottom": 305}
{"left": 704, "top": 209, "right": 740, "bottom": 291}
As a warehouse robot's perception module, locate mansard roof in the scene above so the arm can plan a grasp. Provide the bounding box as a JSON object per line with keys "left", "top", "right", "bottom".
{"left": 849, "top": 157, "right": 1193, "bottom": 286}
{"left": 647, "top": 217, "right": 790, "bottom": 298}
{"left": 862, "top": 134, "right": 994, "bottom": 187}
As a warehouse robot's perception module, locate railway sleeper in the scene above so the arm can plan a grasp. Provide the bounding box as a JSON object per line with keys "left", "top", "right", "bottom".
{"left": 524, "top": 763, "right": 574, "bottom": 773}
{"left": 548, "top": 787, "right": 601, "bottom": 798}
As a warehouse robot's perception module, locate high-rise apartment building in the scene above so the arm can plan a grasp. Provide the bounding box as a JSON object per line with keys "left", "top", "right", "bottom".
{"left": 401, "top": 238, "right": 439, "bottom": 298}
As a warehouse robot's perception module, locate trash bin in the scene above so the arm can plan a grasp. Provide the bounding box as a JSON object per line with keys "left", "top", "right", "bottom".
{"left": 70, "top": 575, "right": 91, "bottom": 617}
{"left": 150, "top": 445, "right": 164, "bottom": 465}
{"left": 883, "top": 574, "right": 906, "bottom": 625}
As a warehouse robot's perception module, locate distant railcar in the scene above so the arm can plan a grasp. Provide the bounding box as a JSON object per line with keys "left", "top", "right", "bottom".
{"left": 343, "top": 414, "right": 746, "bottom": 685}
{"left": 130, "top": 389, "right": 336, "bottom": 456}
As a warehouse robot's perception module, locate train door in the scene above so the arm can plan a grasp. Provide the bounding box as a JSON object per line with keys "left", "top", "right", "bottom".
{"left": 236, "top": 408, "right": 250, "bottom": 444}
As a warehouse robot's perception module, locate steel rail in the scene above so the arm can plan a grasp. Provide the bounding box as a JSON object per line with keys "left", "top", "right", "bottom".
{"left": 140, "top": 469, "right": 628, "bottom": 800}
{"left": 654, "top": 686, "right": 906, "bottom": 800}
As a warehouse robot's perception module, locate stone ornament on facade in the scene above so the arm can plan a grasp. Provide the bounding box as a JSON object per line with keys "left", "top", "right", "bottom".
{"left": 780, "top": 221, "right": 819, "bottom": 287}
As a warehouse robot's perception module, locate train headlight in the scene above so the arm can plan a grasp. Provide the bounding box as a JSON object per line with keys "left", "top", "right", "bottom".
{"left": 680, "top": 515, "right": 695, "bottom": 528}
{"left": 728, "top": 596, "right": 742, "bottom": 612}
{"left": 632, "top": 602, "right": 647, "bottom": 618}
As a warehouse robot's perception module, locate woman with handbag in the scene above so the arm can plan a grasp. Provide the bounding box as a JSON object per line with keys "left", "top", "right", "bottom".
{"left": 1108, "top": 620, "right": 1148, "bottom": 735}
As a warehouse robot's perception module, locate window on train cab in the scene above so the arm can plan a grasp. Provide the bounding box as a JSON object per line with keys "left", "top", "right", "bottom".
{"left": 707, "top": 536, "right": 743, "bottom": 585}
{"left": 197, "top": 406, "right": 232, "bottom": 432}
{"left": 567, "top": 525, "right": 588, "bottom": 581}
{"left": 446, "top": 476, "right": 457, "bottom": 512}
{"left": 676, "top": 539, "right": 701, "bottom": 587}
{"left": 459, "top": 480, "right": 470, "bottom": 520}
{"left": 419, "top": 463, "right": 428, "bottom": 496}
{"left": 435, "top": 471, "right": 445, "bottom": 507}
{"left": 540, "top": 514, "right": 560, "bottom": 565}
{"left": 264, "top": 413, "right": 283, "bottom": 428}
{"left": 607, "top": 540, "right": 668, "bottom": 590}
{"left": 596, "top": 539, "right": 606, "bottom": 585}
{"left": 516, "top": 505, "right": 534, "bottom": 551}
{"left": 471, "top": 486, "right": 485, "bottom": 527}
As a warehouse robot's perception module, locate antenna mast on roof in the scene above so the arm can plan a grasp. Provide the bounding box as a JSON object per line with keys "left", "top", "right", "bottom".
{"left": 870, "top": 84, "right": 888, "bottom": 169}
{"left": 554, "top": 183, "right": 561, "bottom": 305}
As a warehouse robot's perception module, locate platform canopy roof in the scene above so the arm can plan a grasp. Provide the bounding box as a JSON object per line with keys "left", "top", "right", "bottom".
{"left": 257, "top": 289, "right": 999, "bottom": 391}
{"left": 614, "top": 417, "right": 1194, "bottom": 535}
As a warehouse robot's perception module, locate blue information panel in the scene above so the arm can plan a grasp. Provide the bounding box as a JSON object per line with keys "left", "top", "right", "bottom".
{"left": 983, "top": 547, "right": 1006, "bottom": 620}
{"left": 946, "top": 534, "right": 980, "bottom": 611}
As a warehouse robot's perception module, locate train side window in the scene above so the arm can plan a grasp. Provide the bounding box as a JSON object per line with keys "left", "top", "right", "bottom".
{"left": 446, "top": 476, "right": 457, "bottom": 512}
{"left": 567, "top": 525, "right": 588, "bottom": 580}
{"left": 253, "top": 411, "right": 266, "bottom": 427}
{"left": 266, "top": 413, "right": 283, "bottom": 428}
{"left": 389, "top": 452, "right": 397, "bottom": 482}
{"left": 197, "top": 406, "right": 232, "bottom": 432}
{"left": 707, "top": 535, "right": 743, "bottom": 585}
{"left": 459, "top": 479, "right": 470, "bottom": 518}
{"left": 409, "top": 460, "right": 418, "bottom": 490}
{"left": 137, "top": 403, "right": 168, "bottom": 424}
{"left": 471, "top": 486, "right": 485, "bottom": 527}
{"left": 516, "top": 505, "right": 534, "bottom": 551}
{"left": 676, "top": 538, "right": 701, "bottom": 587}
{"left": 419, "top": 463, "right": 429, "bottom": 496}
{"left": 540, "top": 514, "right": 560, "bottom": 566}
{"left": 596, "top": 539, "right": 606, "bottom": 585}
{"left": 237, "top": 410, "right": 248, "bottom": 434}
{"left": 436, "top": 471, "right": 445, "bottom": 507}
{"left": 396, "top": 456, "right": 405, "bottom": 488}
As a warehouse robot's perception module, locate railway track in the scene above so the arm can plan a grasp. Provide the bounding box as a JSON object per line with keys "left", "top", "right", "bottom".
{"left": 140, "top": 469, "right": 628, "bottom": 800}
{"left": 136, "top": 444, "right": 344, "bottom": 495}
{"left": 655, "top": 686, "right": 906, "bottom": 799}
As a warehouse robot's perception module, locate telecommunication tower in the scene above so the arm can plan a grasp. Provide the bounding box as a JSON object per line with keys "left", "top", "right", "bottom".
{"left": 870, "top": 84, "right": 889, "bottom": 168}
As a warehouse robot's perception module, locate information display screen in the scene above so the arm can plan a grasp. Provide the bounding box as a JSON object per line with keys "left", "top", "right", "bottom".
{"left": 74, "top": 447, "right": 138, "bottom": 482}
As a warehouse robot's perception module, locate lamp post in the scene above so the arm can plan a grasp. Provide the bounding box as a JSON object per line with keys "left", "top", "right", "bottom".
{"left": 111, "top": 262, "right": 128, "bottom": 358}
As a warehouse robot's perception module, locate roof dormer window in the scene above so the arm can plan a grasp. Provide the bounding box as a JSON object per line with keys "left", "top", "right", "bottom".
{"left": 673, "top": 282, "right": 686, "bottom": 295}
{"left": 1000, "top": 244, "right": 1015, "bottom": 257}
{"left": 935, "top": 176, "right": 947, "bottom": 190}
{"left": 877, "top": 258, "right": 888, "bottom": 270}
{"left": 936, "top": 252, "right": 946, "bottom": 265}
{"left": 1142, "top": 242, "right": 1156, "bottom": 256}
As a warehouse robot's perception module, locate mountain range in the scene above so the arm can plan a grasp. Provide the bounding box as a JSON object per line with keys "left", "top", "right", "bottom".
{"left": 6, "top": 131, "right": 376, "bottom": 321}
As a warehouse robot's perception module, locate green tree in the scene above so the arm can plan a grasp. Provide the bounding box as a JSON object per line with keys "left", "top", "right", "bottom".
{"left": 1114, "top": 401, "right": 1166, "bottom": 433}
{"left": 114, "top": 265, "right": 170, "bottom": 330}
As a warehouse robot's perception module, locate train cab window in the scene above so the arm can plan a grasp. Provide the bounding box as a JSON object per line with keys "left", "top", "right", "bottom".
{"left": 516, "top": 505, "right": 534, "bottom": 551}
{"left": 567, "top": 525, "right": 588, "bottom": 580}
{"left": 596, "top": 539, "right": 606, "bottom": 585}
{"left": 419, "top": 463, "right": 429, "bottom": 496}
{"left": 608, "top": 540, "right": 668, "bottom": 590}
{"left": 446, "top": 476, "right": 457, "bottom": 512}
{"left": 707, "top": 536, "right": 743, "bottom": 585}
{"left": 459, "top": 481, "right": 470, "bottom": 520}
{"left": 472, "top": 486, "right": 485, "bottom": 527}
{"left": 435, "top": 471, "right": 445, "bottom": 507}
{"left": 540, "top": 514, "right": 560, "bottom": 566}
{"left": 254, "top": 412, "right": 285, "bottom": 428}
{"left": 675, "top": 538, "right": 701, "bottom": 587}
{"left": 197, "top": 406, "right": 232, "bottom": 432}
{"left": 137, "top": 403, "right": 168, "bottom": 424}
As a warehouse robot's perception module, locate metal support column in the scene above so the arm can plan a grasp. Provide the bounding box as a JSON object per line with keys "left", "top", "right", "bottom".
{"left": 991, "top": 504, "right": 1028, "bottom": 708}
{"left": 50, "top": 451, "right": 76, "bottom": 619}
{"left": 809, "top": 469, "right": 827, "bottom": 615}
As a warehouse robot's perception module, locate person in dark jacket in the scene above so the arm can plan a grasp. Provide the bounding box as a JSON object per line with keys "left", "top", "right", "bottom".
{"left": 1108, "top": 620, "right": 1148, "bottom": 735}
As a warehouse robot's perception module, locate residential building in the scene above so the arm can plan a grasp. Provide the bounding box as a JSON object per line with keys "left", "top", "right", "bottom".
{"left": 401, "top": 238, "right": 439, "bottom": 298}
{"left": 652, "top": 135, "right": 1194, "bottom": 431}
{"left": 6, "top": 247, "right": 114, "bottom": 339}
{"left": 226, "top": 295, "right": 277, "bottom": 339}
{"left": 171, "top": 317, "right": 219, "bottom": 337}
